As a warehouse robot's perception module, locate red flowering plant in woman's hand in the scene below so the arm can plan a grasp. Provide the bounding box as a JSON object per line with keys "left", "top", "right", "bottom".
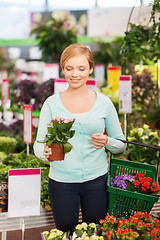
{"left": 126, "top": 172, "right": 160, "bottom": 196}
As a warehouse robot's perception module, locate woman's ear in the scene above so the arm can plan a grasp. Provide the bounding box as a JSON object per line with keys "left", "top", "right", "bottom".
{"left": 89, "top": 68, "right": 93, "bottom": 74}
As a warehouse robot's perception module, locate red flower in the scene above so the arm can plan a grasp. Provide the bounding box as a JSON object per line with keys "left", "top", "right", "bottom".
{"left": 142, "top": 181, "right": 150, "bottom": 189}
{"left": 139, "top": 177, "right": 145, "bottom": 184}
{"left": 99, "top": 219, "right": 105, "bottom": 224}
{"left": 135, "top": 172, "right": 144, "bottom": 178}
{"left": 133, "top": 180, "right": 140, "bottom": 187}
{"left": 145, "top": 177, "right": 152, "bottom": 182}
{"left": 132, "top": 173, "right": 160, "bottom": 195}
{"left": 149, "top": 228, "right": 160, "bottom": 239}
{"left": 106, "top": 229, "right": 112, "bottom": 239}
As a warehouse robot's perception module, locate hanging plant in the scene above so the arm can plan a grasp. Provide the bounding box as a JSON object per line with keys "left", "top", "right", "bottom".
{"left": 31, "top": 10, "right": 77, "bottom": 64}
{"left": 121, "top": 0, "right": 160, "bottom": 66}
{"left": 149, "top": 0, "right": 160, "bottom": 61}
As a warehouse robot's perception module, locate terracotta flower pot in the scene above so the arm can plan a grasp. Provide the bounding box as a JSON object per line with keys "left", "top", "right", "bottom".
{"left": 47, "top": 142, "right": 65, "bottom": 161}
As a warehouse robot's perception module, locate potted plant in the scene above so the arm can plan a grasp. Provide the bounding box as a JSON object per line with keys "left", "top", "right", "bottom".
{"left": 121, "top": 0, "right": 160, "bottom": 68}
{"left": 10, "top": 79, "right": 39, "bottom": 109}
{"left": 126, "top": 124, "right": 160, "bottom": 165}
{"left": 41, "top": 228, "right": 68, "bottom": 240}
{"left": 0, "top": 136, "right": 17, "bottom": 154}
{"left": 41, "top": 211, "right": 160, "bottom": 239}
{"left": 97, "top": 211, "right": 160, "bottom": 239}
{"left": 38, "top": 117, "right": 75, "bottom": 161}
{"left": 74, "top": 222, "right": 97, "bottom": 239}
{"left": 31, "top": 10, "right": 77, "bottom": 74}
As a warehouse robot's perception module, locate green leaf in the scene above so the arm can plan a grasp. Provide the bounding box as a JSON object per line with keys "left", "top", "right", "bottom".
{"left": 47, "top": 127, "right": 53, "bottom": 134}
{"left": 55, "top": 134, "right": 62, "bottom": 142}
{"left": 69, "top": 130, "right": 75, "bottom": 138}
{"left": 47, "top": 139, "right": 54, "bottom": 146}
{"left": 126, "top": 179, "right": 136, "bottom": 192}
{"left": 58, "top": 123, "right": 67, "bottom": 132}
{"left": 75, "top": 230, "right": 83, "bottom": 237}
{"left": 63, "top": 142, "right": 73, "bottom": 154}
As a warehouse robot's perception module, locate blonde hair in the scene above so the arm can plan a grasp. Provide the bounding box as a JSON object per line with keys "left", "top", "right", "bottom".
{"left": 60, "top": 43, "right": 94, "bottom": 70}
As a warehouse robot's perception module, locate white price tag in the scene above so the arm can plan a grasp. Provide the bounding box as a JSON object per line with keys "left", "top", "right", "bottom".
{"left": 86, "top": 79, "right": 97, "bottom": 91}
{"left": 54, "top": 79, "right": 69, "bottom": 93}
{"left": 23, "top": 105, "right": 33, "bottom": 144}
{"left": 94, "top": 64, "right": 104, "bottom": 86}
{"left": 119, "top": 75, "right": 132, "bottom": 113}
{"left": 8, "top": 168, "right": 41, "bottom": 218}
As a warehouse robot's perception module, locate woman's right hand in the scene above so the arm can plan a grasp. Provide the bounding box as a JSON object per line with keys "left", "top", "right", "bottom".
{"left": 43, "top": 145, "right": 51, "bottom": 159}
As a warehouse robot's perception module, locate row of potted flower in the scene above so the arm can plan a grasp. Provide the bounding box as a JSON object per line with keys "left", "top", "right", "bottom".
{"left": 41, "top": 211, "right": 160, "bottom": 240}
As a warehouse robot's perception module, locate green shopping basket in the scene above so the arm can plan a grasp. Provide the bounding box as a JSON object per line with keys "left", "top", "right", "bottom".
{"left": 107, "top": 140, "right": 160, "bottom": 218}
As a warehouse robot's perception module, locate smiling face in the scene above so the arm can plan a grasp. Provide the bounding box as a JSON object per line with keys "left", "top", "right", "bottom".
{"left": 63, "top": 54, "right": 93, "bottom": 89}
{"left": 60, "top": 43, "right": 94, "bottom": 90}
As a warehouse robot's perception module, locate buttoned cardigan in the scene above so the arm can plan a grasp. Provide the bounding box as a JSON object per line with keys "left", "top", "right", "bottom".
{"left": 34, "top": 92, "right": 126, "bottom": 182}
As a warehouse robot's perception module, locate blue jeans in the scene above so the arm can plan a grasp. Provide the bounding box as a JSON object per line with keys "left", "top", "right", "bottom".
{"left": 48, "top": 173, "right": 108, "bottom": 233}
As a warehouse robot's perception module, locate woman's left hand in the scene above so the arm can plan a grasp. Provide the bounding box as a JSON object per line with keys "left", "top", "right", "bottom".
{"left": 91, "top": 133, "right": 108, "bottom": 149}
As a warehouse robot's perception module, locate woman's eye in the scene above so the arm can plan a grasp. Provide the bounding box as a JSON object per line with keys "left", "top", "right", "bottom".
{"left": 79, "top": 68, "right": 85, "bottom": 71}
{"left": 66, "top": 68, "right": 72, "bottom": 71}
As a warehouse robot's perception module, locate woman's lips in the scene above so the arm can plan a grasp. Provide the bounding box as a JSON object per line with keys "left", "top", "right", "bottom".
{"left": 70, "top": 79, "right": 81, "bottom": 83}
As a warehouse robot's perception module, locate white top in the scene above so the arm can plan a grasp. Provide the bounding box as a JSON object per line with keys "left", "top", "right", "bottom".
{"left": 73, "top": 112, "right": 88, "bottom": 122}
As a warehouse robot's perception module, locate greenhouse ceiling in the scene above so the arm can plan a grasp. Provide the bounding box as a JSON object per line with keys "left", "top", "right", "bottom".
{"left": 0, "top": 0, "right": 152, "bottom": 11}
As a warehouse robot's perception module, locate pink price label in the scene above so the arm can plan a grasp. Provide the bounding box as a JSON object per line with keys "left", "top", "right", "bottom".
{"left": 9, "top": 168, "right": 41, "bottom": 176}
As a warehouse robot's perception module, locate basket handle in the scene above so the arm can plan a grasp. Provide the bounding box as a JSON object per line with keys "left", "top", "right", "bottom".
{"left": 116, "top": 139, "right": 160, "bottom": 180}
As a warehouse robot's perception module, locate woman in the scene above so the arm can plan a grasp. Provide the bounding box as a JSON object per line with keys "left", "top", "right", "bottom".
{"left": 34, "top": 43, "right": 126, "bottom": 233}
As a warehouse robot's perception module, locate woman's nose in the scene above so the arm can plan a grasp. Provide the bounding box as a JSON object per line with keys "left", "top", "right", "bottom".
{"left": 72, "top": 69, "right": 78, "bottom": 76}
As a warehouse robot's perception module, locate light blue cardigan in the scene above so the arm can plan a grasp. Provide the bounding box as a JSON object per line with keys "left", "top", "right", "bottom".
{"left": 34, "top": 92, "right": 126, "bottom": 182}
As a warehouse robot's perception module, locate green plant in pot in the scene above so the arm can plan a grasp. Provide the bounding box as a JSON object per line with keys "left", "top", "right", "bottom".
{"left": 0, "top": 136, "right": 17, "bottom": 154}
{"left": 38, "top": 117, "right": 75, "bottom": 161}
{"left": 31, "top": 10, "right": 77, "bottom": 69}
{"left": 121, "top": 0, "right": 160, "bottom": 69}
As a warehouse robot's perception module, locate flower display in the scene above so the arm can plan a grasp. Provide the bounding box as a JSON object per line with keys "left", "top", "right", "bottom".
{"left": 38, "top": 117, "right": 75, "bottom": 154}
{"left": 126, "top": 172, "right": 160, "bottom": 195}
{"left": 31, "top": 10, "right": 77, "bottom": 65}
{"left": 97, "top": 211, "right": 160, "bottom": 240}
{"left": 42, "top": 211, "right": 160, "bottom": 239}
{"left": 110, "top": 172, "right": 160, "bottom": 196}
